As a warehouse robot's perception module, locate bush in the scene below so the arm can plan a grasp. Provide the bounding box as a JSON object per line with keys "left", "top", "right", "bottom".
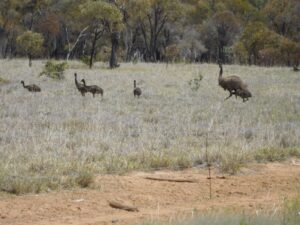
{"left": 75, "top": 171, "right": 94, "bottom": 188}
{"left": 254, "top": 148, "right": 300, "bottom": 163}
{"left": 188, "top": 72, "right": 203, "bottom": 91}
{"left": 283, "top": 195, "right": 300, "bottom": 225}
{"left": 0, "top": 77, "right": 9, "bottom": 85}
{"left": 39, "top": 60, "right": 68, "bottom": 80}
{"left": 80, "top": 55, "right": 90, "bottom": 66}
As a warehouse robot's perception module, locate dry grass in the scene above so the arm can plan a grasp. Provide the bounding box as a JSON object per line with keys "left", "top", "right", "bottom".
{"left": 0, "top": 59, "right": 299, "bottom": 193}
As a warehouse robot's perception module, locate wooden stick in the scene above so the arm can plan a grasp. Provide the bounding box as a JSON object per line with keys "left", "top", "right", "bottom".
{"left": 108, "top": 201, "right": 139, "bottom": 212}
{"left": 144, "top": 177, "right": 197, "bottom": 183}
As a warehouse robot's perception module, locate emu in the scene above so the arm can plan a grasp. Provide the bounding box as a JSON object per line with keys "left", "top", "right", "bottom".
{"left": 81, "top": 79, "right": 103, "bottom": 98}
{"left": 133, "top": 80, "right": 142, "bottom": 97}
{"left": 20, "top": 80, "right": 41, "bottom": 92}
{"left": 218, "top": 63, "right": 249, "bottom": 101}
{"left": 235, "top": 88, "right": 252, "bottom": 102}
{"left": 74, "top": 73, "right": 87, "bottom": 96}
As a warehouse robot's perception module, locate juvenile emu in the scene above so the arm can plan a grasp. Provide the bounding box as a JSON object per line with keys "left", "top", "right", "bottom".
{"left": 235, "top": 88, "right": 252, "bottom": 102}
{"left": 74, "top": 73, "right": 87, "bottom": 96}
{"left": 81, "top": 79, "right": 103, "bottom": 98}
{"left": 218, "top": 63, "right": 249, "bottom": 100}
{"left": 133, "top": 80, "right": 142, "bottom": 97}
{"left": 20, "top": 81, "right": 41, "bottom": 92}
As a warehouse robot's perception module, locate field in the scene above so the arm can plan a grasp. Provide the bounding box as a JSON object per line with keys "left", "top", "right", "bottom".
{"left": 0, "top": 60, "right": 299, "bottom": 224}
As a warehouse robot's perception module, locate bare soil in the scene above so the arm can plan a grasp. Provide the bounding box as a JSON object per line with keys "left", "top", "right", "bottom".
{"left": 0, "top": 161, "right": 299, "bottom": 225}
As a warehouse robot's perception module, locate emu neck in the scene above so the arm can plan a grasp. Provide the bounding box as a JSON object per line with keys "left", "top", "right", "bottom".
{"left": 22, "top": 82, "right": 25, "bottom": 88}
{"left": 75, "top": 76, "right": 79, "bottom": 87}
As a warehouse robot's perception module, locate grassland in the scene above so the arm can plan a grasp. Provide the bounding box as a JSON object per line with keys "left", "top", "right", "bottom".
{"left": 0, "top": 59, "right": 299, "bottom": 194}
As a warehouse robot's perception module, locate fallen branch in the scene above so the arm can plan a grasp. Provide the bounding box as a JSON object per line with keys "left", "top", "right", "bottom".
{"left": 108, "top": 201, "right": 139, "bottom": 212}
{"left": 144, "top": 177, "right": 197, "bottom": 183}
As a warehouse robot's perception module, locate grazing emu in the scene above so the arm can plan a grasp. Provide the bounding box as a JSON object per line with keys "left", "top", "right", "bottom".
{"left": 293, "top": 66, "right": 299, "bottom": 72}
{"left": 133, "top": 80, "right": 142, "bottom": 97}
{"left": 20, "top": 80, "right": 41, "bottom": 92}
{"left": 74, "top": 73, "right": 87, "bottom": 96}
{"left": 235, "top": 88, "right": 252, "bottom": 102}
{"left": 81, "top": 79, "right": 103, "bottom": 98}
{"left": 218, "top": 63, "right": 250, "bottom": 101}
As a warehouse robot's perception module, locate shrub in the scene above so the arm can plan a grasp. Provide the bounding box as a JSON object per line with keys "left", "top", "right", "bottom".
{"left": 282, "top": 195, "right": 300, "bottom": 225}
{"left": 80, "top": 55, "right": 90, "bottom": 66}
{"left": 188, "top": 72, "right": 203, "bottom": 91}
{"left": 0, "top": 77, "right": 9, "bottom": 85}
{"left": 75, "top": 171, "right": 94, "bottom": 188}
{"left": 254, "top": 148, "right": 300, "bottom": 163}
{"left": 39, "top": 60, "right": 68, "bottom": 80}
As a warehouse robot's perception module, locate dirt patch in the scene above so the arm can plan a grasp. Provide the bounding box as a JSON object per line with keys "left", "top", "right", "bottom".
{"left": 0, "top": 161, "right": 299, "bottom": 225}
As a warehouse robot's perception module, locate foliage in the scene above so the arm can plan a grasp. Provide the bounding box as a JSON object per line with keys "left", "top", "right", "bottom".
{"left": 254, "top": 148, "right": 300, "bottom": 162}
{"left": 234, "top": 22, "right": 279, "bottom": 64}
{"left": 165, "top": 44, "right": 180, "bottom": 62}
{"left": 263, "top": 0, "right": 300, "bottom": 39}
{"left": 80, "top": 0, "right": 123, "bottom": 32}
{"left": 16, "top": 31, "right": 44, "bottom": 57}
{"left": 0, "top": 0, "right": 299, "bottom": 66}
{"left": 282, "top": 195, "right": 300, "bottom": 225}
{"left": 80, "top": 55, "right": 91, "bottom": 66}
{"left": 0, "top": 77, "right": 9, "bottom": 85}
{"left": 201, "top": 10, "right": 240, "bottom": 61}
{"left": 188, "top": 72, "right": 203, "bottom": 91}
{"left": 39, "top": 60, "right": 68, "bottom": 80}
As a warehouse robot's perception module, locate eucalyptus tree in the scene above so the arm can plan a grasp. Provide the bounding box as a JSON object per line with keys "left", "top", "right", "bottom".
{"left": 80, "top": 0, "right": 123, "bottom": 68}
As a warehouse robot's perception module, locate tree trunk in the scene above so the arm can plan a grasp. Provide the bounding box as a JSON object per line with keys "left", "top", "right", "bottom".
{"left": 89, "top": 32, "right": 98, "bottom": 69}
{"left": 28, "top": 54, "right": 32, "bottom": 67}
{"left": 109, "top": 32, "right": 120, "bottom": 69}
{"left": 3, "top": 42, "right": 9, "bottom": 59}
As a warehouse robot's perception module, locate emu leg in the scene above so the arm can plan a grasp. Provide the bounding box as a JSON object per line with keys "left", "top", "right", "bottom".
{"left": 243, "top": 98, "right": 248, "bottom": 102}
{"left": 225, "top": 91, "right": 233, "bottom": 100}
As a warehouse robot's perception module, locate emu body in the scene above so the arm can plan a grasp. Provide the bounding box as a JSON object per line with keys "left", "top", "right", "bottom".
{"left": 133, "top": 80, "right": 142, "bottom": 97}
{"left": 74, "top": 73, "right": 87, "bottom": 96}
{"left": 81, "top": 79, "right": 103, "bottom": 98}
{"left": 21, "top": 81, "right": 41, "bottom": 92}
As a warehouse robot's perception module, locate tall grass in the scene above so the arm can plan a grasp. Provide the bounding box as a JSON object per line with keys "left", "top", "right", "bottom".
{"left": 0, "top": 60, "right": 299, "bottom": 193}
{"left": 144, "top": 195, "right": 300, "bottom": 225}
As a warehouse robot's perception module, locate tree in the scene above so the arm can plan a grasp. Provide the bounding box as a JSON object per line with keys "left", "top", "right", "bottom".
{"left": 0, "top": 0, "right": 23, "bottom": 58}
{"left": 263, "top": 0, "right": 300, "bottom": 40}
{"left": 36, "top": 11, "right": 61, "bottom": 58}
{"left": 234, "top": 22, "right": 279, "bottom": 65}
{"left": 124, "top": 0, "right": 182, "bottom": 62}
{"left": 17, "top": 31, "right": 44, "bottom": 66}
{"left": 224, "top": 0, "right": 257, "bottom": 21}
{"left": 80, "top": 0, "right": 123, "bottom": 68}
{"left": 201, "top": 11, "right": 240, "bottom": 62}
{"left": 279, "top": 38, "right": 300, "bottom": 66}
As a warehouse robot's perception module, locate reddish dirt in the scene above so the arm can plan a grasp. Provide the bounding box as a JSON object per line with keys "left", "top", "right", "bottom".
{"left": 0, "top": 161, "right": 299, "bottom": 225}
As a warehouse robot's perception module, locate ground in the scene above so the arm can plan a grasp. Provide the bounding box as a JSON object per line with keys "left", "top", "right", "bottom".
{"left": 0, "top": 161, "right": 299, "bottom": 225}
